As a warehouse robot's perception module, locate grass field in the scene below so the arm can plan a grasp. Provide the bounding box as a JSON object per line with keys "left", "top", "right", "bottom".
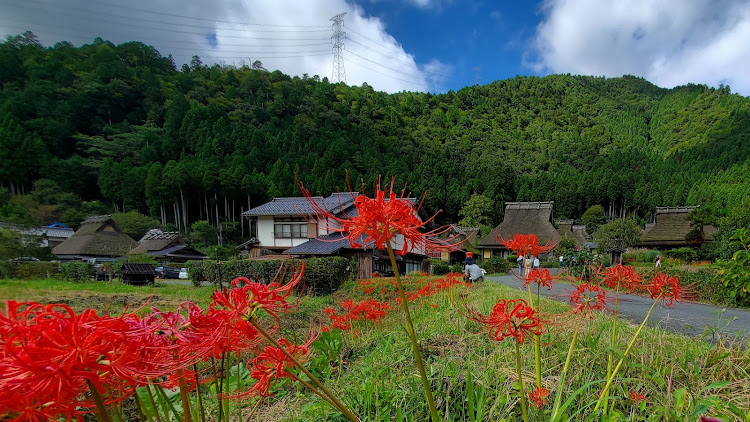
{"left": 2, "top": 277, "right": 748, "bottom": 421}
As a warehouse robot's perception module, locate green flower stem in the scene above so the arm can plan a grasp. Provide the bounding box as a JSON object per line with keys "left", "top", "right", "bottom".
{"left": 515, "top": 341, "right": 529, "bottom": 422}
{"left": 86, "top": 379, "right": 114, "bottom": 422}
{"left": 193, "top": 364, "right": 206, "bottom": 422}
{"left": 133, "top": 391, "right": 151, "bottom": 422}
{"left": 594, "top": 295, "right": 661, "bottom": 412}
{"left": 526, "top": 284, "right": 542, "bottom": 388}
{"left": 175, "top": 368, "right": 193, "bottom": 422}
{"left": 385, "top": 239, "right": 440, "bottom": 422}
{"left": 550, "top": 318, "right": 581, "bottom": 421}
{"left": 248, "top": 318, "right": 360, "bottom": 422}
{"left": 236, "top": 356, "right": 242, "bottom": 422}
{"left": 603, "top": 289, "right": 621, "bottom": 414}
{"left": 145, "top": 384, "right": 163, "bottom": 422}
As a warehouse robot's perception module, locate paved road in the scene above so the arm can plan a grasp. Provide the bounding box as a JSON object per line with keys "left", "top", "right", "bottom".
{"left": 486, "top": 270, "right": 750, "bottom": 340}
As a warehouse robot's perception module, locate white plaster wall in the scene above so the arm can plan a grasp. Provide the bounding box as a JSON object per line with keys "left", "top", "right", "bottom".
{"left": 257, "top": 216, "right": 275, "bottom": 247}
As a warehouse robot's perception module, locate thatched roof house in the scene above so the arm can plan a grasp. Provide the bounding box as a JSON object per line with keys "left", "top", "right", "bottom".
{"left": 478, "top": 202, "right": 561, "bottom": 258}
{"left": 555, "top": 220, "right": 591, "bottom": 250}
{"left": 130, "top": 229, "right": 208, "bottom": 263}
{"left": 639, "top": 207, "right": 718, "bottom": 249}
{"left": 52, "top": 215, "right": 137, "bottom": 261}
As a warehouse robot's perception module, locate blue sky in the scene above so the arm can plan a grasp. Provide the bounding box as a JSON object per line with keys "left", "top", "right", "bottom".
{"left": 2, "top": 0, "right": 750, "bottom": 95}
{"left": 362, "top": 1, "right": 539, "bottom": 90}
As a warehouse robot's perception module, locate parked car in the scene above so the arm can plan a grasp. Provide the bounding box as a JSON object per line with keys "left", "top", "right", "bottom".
{"left": 178, "top": 268, "right": 189, "bottom": 279}
{"left": 154, "top": 266, "right": 181, "bottom": 279}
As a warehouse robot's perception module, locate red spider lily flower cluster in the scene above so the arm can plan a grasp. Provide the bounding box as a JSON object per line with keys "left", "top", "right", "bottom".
{"left": 498, "top": 233, "right": 557, "bottom": 258}
{"left": 644, "top": 273, "right": 685, "bottom": 306}
{"left": 569, "top": 282, "right": 609, "bottom": 318}
{"left": 629, "top": 390, "right": 645, "bottom": 404}
{"left": 236, "top": 335, "right": 316, "bottom": 398}
{"left": 523, "top": 268, "right": 555, "bottom": 290}
{"left": 323, "top": 299, "right": 391, "bottom": 331}
{"left": 300, "top": 177, "right": 461, "bottom": 256}
{"left": 602, "top": 264, "right": 643, "bottom": 293}
{"left": 0, "top": 264, "right": 311, "bottom": 420}
{"left": 529, "top": 386, "right": 551, "bottom": 407}
{"left": 464, "top": 299, "right": 543, "bottom": 344}
{"left": 326, "top": 273, "right": 468, "bottom": 332}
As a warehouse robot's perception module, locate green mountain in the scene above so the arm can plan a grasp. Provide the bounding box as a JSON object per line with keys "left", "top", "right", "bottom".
{"left": 1, "top": 33, "right": 749, "bottom": 234}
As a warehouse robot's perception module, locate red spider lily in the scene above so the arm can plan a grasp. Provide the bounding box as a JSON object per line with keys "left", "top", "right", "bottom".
{"left": 644, "top": 273, "right": 684, "bottom": 306}
{"left": 233, "top": 335, "right": 316, "bottom": 398}
{"left": 464, "top": 299, "right": 543, "bottom": 344}
{"left": 0, "top": 302, "right": 150, "bottom": 419}
{"left": 523, "top": 268, "right": 554, "bottom": 290}
{"left": 300, "top": 177, "right": 460, "bottom": 255}
{"left": 569, "top": 282, "right": 608, "bottom": 318}
{"left": 629, "top": 390, "right": 645, "bottom": 404}
{"left": 602, "top": 264, "right": 643, "bottom": 293}
{"left": 529, "top": 386, "right": 551, "bottom": 407}
{"left": 498, "top": 233, "right": 558, "bottom": 258}
{"left": 211, "top": 262, "right": 305, "bottom": 327}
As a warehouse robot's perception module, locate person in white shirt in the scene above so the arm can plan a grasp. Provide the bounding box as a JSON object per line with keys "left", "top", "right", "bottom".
{"left": 533, "top": 256, "right": 540, "bottom": 269}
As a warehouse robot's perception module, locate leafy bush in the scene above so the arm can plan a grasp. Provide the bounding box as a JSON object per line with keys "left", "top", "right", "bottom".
{"left": 541, "top": 258, "right": 558, "bottom": 268}
{"left": 676, "top": 269, "right": 733, "bottom": 306}
{"left": 186, "top": 257, "right": 351, "bottom": 295}
{"left": 448, "top": 264, "right": 463, "bottom": 274}
{"left": 0, "top": 261, "right": 16, "bottom": 278}
{"left": 127, "top": 253, "right": 158, "bottom": 264}
{"left": 16, "top": 262, "right": 59, "bottom": 279}
{"left": 431, "top": 260, "right": 450, "bottom": 275}
{"left": 60, "top": 262, "right": 93, "bottom": 282}
{"left": 716, "top": 228, "right": 750, "bottom": 306}
{"left": 483, "top": 256, "right": 510, "bottom": 274}
{"left": 506, "top": 254, "right": 519, "bottom": 264}
{"left": 664, "top": 247, "right": 698, "bottom": 262}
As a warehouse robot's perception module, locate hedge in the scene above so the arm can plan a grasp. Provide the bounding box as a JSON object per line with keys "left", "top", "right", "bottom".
{"left": 60, "top": 262, "right": 94, "bottom": 282}
{"left": 186, "top": 257, "right": 351, "bottom": 295}
{"left": 431, "top": 260, "right": 450, "bottom": 275}
{"left": 0, "top": 261, "right": 16, "bottom": 279}
{"left": 484, "top": 256, "right": 510, "bottom": 274}
{"left": 16, "top": 262, "right": 60, "bottom": 279}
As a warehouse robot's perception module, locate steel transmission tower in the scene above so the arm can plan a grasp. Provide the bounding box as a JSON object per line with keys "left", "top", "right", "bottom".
{"left": 330, "top": 12, "right": 346, "bottom": 83}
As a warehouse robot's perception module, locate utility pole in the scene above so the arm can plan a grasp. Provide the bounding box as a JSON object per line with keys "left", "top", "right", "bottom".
{"left": 330, "top": 12, "right": 346, "bottom": 83}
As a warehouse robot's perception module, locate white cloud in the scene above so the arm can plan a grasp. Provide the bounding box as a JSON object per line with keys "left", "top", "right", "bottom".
{"left": 529, "top": 0, "right": 750, "bottom": 95}
{"left": 0, "top": 0, "right": 447, "bottom": 93}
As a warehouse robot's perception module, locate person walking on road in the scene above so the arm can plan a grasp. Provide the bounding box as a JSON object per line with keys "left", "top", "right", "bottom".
{"left": 517, "top": 254, "right": 524, "bottom": 274}
{"left": 533, "top": 256, "right": 540, "bottom": 269}
{"left": 655, "top": 254, "right": 662, "bottom": 268}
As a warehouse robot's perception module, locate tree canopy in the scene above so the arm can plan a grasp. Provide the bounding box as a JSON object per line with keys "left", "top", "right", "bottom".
{"left": 1, "top": 33, "right": 749, "bottom": 255}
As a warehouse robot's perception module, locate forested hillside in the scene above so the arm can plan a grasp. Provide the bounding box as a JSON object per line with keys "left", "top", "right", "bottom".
{"left": 1, "top": 32, "right": 749, "bottom": 238}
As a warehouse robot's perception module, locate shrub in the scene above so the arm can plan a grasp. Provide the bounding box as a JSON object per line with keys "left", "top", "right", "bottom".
{"left": 664, "top": 247, "right": 698, "bottom": 262}
{"left": 541, "top": 258, "right": 558, "bottom": 268}
{"left": 186, "top": 257, "right": 351, "bottom": 295}
{"left": 507, "top": 254, "right": 519, "bottom": 264}
{"left": 0, "top": 261, "right": 16, "bottom": 278}
{"left": 60, "top": 262, "right": 93, "bottom": 282}
{"left": 16, "top": 262, "right": 60, "bottom": 279}
{"left": 448, "top": 263, "right": 463, "bottom": 274}
{"left": 483, "top": 256, "right": 510, "bottom": 274}
{"left": 431, "top": 260, "right": 450, "bottom": 275}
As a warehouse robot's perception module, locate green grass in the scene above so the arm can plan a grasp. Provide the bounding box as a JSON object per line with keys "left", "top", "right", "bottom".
{"left": 2, "top": 277, "right": 748, "bottom": 421}
{"left": 276, "top": 279, "right": 750, "bottom": 422}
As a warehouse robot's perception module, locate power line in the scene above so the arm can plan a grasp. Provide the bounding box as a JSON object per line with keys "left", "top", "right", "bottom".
{"left": 1, "top": 3, "right": 332, "bottom": 40}
{"left": 344, "top": 25, "right": 406, "bottom": 55}
{"left": 344, "top": 57, "right": 424, "bottom": 89}
{"left": 89, "top": 0, "right": 330, "bottom": 28}
{"left": 344, "top": 47, "right": 426, "bottom": 83}
{"left": 346, "top": 36, "right": 451, "bottom": 77}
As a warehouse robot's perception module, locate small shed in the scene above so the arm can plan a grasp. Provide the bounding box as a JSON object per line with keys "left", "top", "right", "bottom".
{"left": 118, "top": 263, "right": 155, "bottom": 285}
